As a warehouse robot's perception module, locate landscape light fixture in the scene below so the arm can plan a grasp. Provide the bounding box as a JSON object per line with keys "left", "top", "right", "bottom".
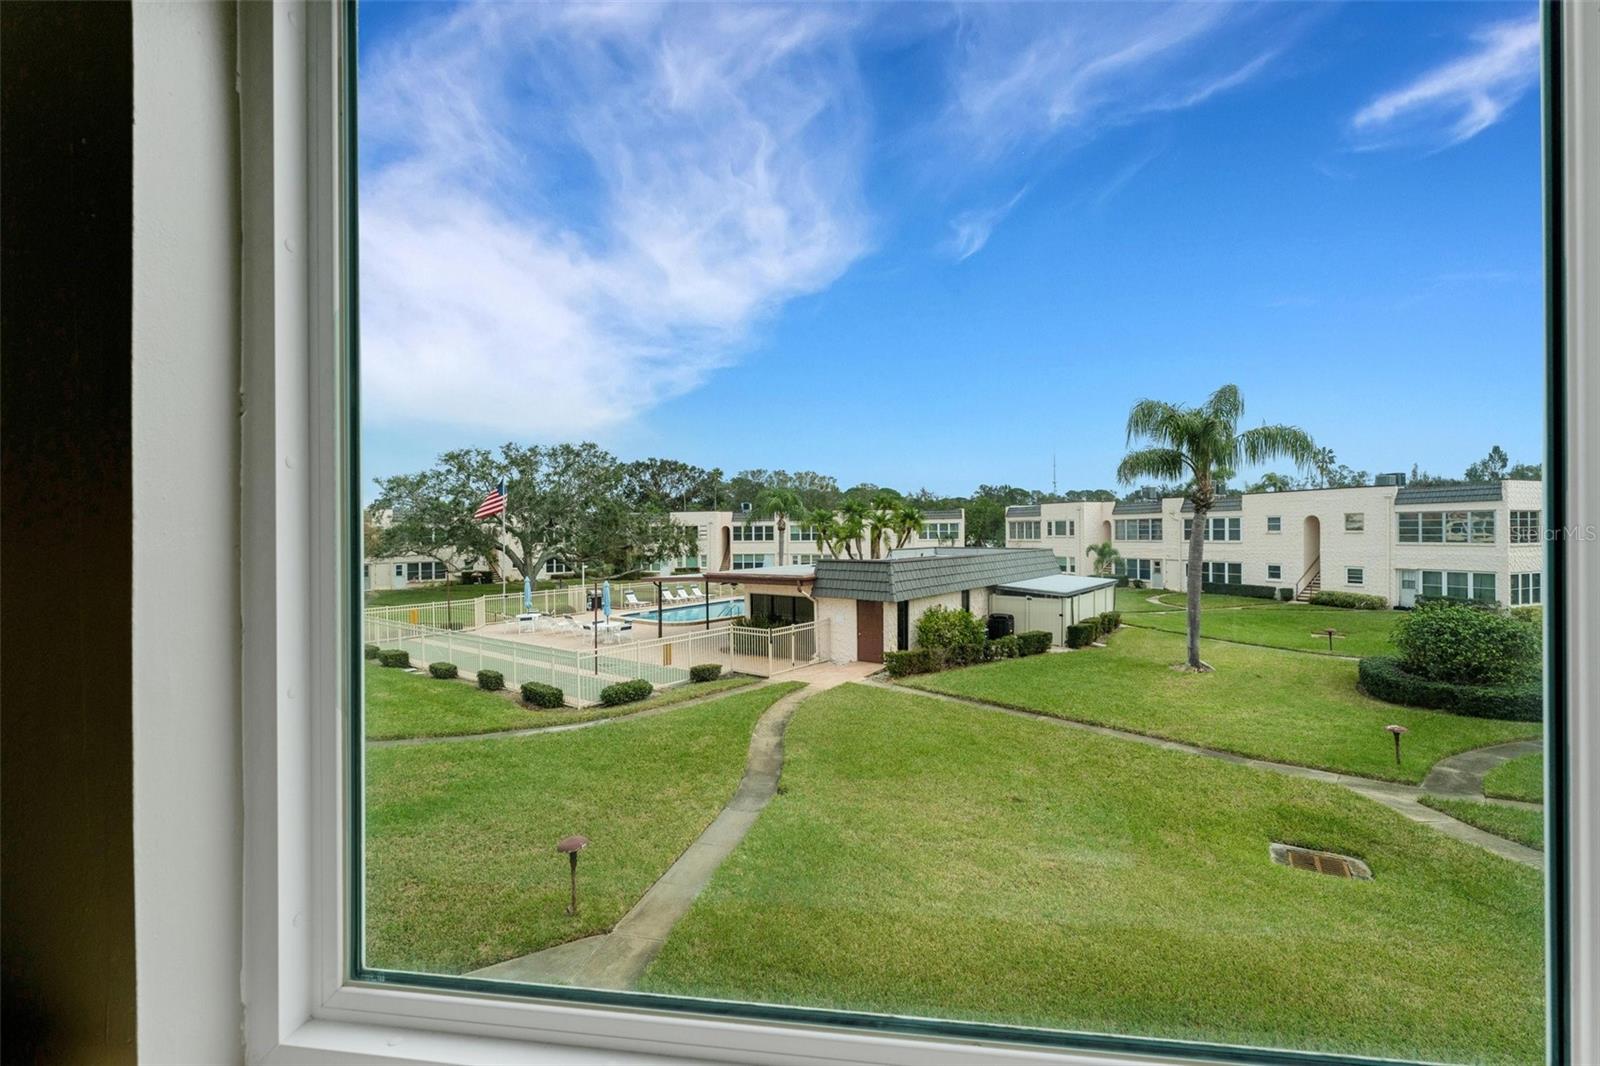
{"left": 1385, "top": 724, "right": 1409, "bottom": 766}
{"left": 1323, "top": 627, "right": 1338, "bottom": 652}
{"left": 556, "top": 834, "right": 589, "bottom": 915}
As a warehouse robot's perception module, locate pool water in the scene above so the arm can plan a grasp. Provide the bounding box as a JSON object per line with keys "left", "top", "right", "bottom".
{"left": 624, "top": 597, "right": 746, "bottom": 623}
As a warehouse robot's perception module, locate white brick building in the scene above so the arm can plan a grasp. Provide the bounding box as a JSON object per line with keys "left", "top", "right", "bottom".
{"left": 1005, "top": 479, "right": 1543, "bottom": 608}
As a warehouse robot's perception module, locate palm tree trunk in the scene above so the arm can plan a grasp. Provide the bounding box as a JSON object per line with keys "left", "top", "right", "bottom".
{"left": 1187, "top": 506, "right": 1206, "bottom": 670}
{"left": 777, "top": 515, "right": 787, "bottom": 566}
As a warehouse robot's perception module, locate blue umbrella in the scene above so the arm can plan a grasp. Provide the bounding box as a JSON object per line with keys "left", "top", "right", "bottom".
{"left": 601, "top": 580, "right": 612, "bottom": 622}
{"left": 522, "top": 575, "right": 533, "bottom": 613}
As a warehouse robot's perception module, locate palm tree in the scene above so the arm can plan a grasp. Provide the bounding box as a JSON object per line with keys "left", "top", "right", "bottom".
{"left": 836, "top": 499, "right": 870, "bottom": 560}
{"left": 1086, "top": 541, "right": 1120, "bottom": 576}
{"left": 888, "top": 501, "right": 925, "bottom": 551}
{"left": 864, "top": 491, "right": 904, "bottom": 559}
{"left": 1311, "top": 446, "right": 1337, "bottom": 488}
{"left": 751, "top": 486, "right": 806, "bottom": 566}
{"left": 1117, "top": 384, "right": 1316, "bottom": 671}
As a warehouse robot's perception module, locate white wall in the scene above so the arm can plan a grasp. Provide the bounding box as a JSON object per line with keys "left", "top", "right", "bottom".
{"left": 131, "top": 3, "right": 242, "bottom": 1062}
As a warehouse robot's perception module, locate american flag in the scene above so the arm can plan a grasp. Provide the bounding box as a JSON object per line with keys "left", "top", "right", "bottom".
{"left": 473, "top": 481, "right": 507, "bottom": 520}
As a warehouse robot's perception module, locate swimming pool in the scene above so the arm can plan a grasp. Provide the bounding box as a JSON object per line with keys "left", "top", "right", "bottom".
{"left": 623, "top": 597, "right": 746, "bottom": 624}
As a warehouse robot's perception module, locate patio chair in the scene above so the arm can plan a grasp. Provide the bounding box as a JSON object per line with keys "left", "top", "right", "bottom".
{"left": 673, "top": 588, "right": 692, "bottom": 602}
{"left": 623, "top": 591, "right": 644, "bottom": 607}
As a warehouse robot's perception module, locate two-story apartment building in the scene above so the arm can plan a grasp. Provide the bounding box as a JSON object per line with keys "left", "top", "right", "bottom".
{"left": 667, "top": 507, "right": 967, "bottom": 574}
{"left": 1005, "top": 479, "right": 1543, "bottom": 608}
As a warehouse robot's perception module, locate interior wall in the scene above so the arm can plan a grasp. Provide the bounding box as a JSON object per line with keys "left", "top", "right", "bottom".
{"left": 1, "top": 4, "right": 138, "bottom": 1062}
{"left": 130, "top": 2, "right": 243, "bottom": 1062}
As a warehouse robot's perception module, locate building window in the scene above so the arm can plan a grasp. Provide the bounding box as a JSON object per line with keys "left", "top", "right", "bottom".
{"left": 1398, "top": 509, "right": 1497, "bottom": 544}
{"left": 732, "top": 523, "right": 775, "bottom": 542}
{"left": 1420, "top": 570, "right": 1498, "bottom": 603}
{"left": 1511, "top": 572, "right": 1542, "bottom": 606}
{"left": 1510, "top": 510, "right": 1541, "bottom": 543}
{"left": 1007, "top": 520, "right": 1040, "bottom": 540}
{"left": 1047, "top": 519, "right": 1072, "bottom": 537}
{"left": 922, "top": 520, "right": 960, "bottom": 542}
{"left": 790, "top": 525, "right": 816, "bottom": 542}
{"left": 1201, "top": 561, "right": 1242, "bottom": 585}
{"left": 960, "top": 589, "right": 970, "bottom": 612}
{"left": 731, "top": 553, "right": 770, "bottom": 570}
{"left": 1345, "top": 512, "right": 1364, "bottom": 532}
{"left": 1113, "top": 517, "right": 1162, "bottom": 541}
{"left": 1183, "top": 516, "right": 1240, "bottom": 541}
{"left": 1267, "top": 564, "right": 1282, "bottom": 581}
{"left": 1114, "top": 558, "right": 1155, "bottom": 582}
{"left": 1266, "top": 516, "right": 1281, "bottom": 533}
{"left": 1346, "top": 567, "right": 1364, "bottom": 586}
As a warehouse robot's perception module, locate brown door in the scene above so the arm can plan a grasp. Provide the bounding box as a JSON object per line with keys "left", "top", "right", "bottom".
{"left": 855, "top": 600, "right": 884, "bottom": 663}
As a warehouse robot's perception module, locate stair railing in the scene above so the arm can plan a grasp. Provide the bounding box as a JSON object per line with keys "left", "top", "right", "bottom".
{"left": 1295, "top": 556, "right": 1321, "bottom": 599}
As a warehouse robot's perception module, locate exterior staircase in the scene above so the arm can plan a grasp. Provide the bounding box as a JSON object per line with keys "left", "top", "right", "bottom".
{"left": 1295, "top": 568, "right": 1321, "bottom": 602}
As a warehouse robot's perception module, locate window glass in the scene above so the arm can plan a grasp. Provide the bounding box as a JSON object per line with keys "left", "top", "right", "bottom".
{"left": 353, "top": 4, "right": 1551, "bottom": 1062}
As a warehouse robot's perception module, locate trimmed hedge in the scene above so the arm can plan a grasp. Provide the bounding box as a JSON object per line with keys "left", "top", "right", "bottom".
{"left": 520, "top": 680, "right": 564, "bottom": 708}
{"left": 688, "top": 663, "right": 723, "bottom": 683}
{"left": 599, "top": 678, "right": 653, "bottom": 706}
{"left": 428, "top": 661, "right": 458, "bottom": 680}
{"left": 1309, "top": 590, "right": 1388, "bottom": 610}
{"left": 1095, "top": 611, "right": 1122, "bottom": 636}
{"left": 1392, "top": 599, "right": 1539, "bottom": 686}
{"left": 1017, "top": 630, "right": 1052, "bottom": 656}
{"left": 989, "top": 634, "right": 1021, "bottom": 659}
{"left": 376, "top": 649, "right": 410, "bottom": 668}
{"left": 1066, "top": 621, "right": 1099, "bottom": 649}
{"left": 1510, "top": 605, "right": 1543, "bottom": 627}
{"left": 1359, "top": 656, "right": 1541, "bottom": 722}
{"left": 476, "top": 669, "right": 504, "bottom": 691}
{"left": 884, "top": 648, "right": 937, "bottom": 677}
{"left": 364, "top": 643, "right": 380, "bottom": 660}
{"left": 1201, "top": 581, "right": 1277, "bottom": 600}
{"left": 1277, "top": 588, "right": 1294, "bottom": 602}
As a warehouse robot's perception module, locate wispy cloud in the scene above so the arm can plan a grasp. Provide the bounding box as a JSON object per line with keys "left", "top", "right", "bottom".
{"left": 1350, "top": 16, "right": 1539, "bottom": 151}
{"left": 945, "top": 187, "right": 1027, "bottom": 261}
{"left": 942, "top": 3, "right": 1290, "bottom": 160}
{"left": 359, "top": 4, "right": 872, "bottom": 437}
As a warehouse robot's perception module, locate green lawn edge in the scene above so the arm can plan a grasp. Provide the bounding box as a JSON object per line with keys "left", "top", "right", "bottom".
{"left": 1420, "top": 795, "right": 1544, "bottom": 851}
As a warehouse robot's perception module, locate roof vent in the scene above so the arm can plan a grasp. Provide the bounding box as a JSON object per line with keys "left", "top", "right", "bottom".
{"left": 1270, "top": 843, "right": 1372, "bottom": 880}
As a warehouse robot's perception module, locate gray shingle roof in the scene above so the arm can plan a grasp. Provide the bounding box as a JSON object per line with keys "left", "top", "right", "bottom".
{"left": 1005, "top": 504, "right": 1041, "bottom": 517}
{"left": 1112, "top": 498, "right": 1162, "bottom": 515}
{"left": 812, "top": 548, "right": 1059, "bottom": 603}
{"left": 1180, "top": 496, "right": 1242, "bottom": 513}
{"left": 921, "top": 508, "right": 964, "bottom": 520}
{"left": 1394, "top": 482, "right": 1503, "bottom": 505}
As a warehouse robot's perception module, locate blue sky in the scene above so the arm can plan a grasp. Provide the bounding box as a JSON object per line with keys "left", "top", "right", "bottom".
{"left": 357, "top": 1, "right": 1544, "bottom": 500}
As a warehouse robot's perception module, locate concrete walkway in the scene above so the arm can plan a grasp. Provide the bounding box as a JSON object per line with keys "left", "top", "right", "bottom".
{"left": 876, "top": 680, "right": 1543, "bottom": 870}
{"left": 1422, "top": 738, "right": 1543, "bottom": 808}
{"left": 469, "top": 659, "right": 878, "bottom": 989}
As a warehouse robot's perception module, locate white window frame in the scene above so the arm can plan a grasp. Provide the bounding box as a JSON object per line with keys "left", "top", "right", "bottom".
{"left": 230, "top": 6, "right": 1600, "bottom": 1066}
{"left": 1344, "top": 512, "right": 1364, "bottom": 532}
{"left": 1266, "top": 516, "right": 1281, "bottom": 533}
{"left": 1346, "top": 567, "right": 1364, "bottom": 586}
{"left": 1267, "top": 564, "right": 1282, "bottom": 581}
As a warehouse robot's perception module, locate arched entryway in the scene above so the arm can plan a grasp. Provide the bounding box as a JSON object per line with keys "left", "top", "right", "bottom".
{"left": 1300, "top": 515, "right": 1321, "bottom": 597}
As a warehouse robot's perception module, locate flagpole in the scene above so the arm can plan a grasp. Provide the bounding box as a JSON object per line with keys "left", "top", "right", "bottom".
{"left": 501, "top": 489, "right": 508, "bottom": 605}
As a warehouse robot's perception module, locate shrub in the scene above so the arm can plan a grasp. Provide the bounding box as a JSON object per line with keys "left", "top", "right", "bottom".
{"left": 428, "top": 661, "right": 458, "bottom": 680}
{"left": 376, "top": 649, "right": 409, "bottom": 668}
{"left": 476, "top": 669, "right": 504, "bottom": 691}
{"left": 599, "top": 678, "right": 653, "bottom": 706}
{"left": 884, "top": 648, "right": 937, "bottom": 678}
{"left": 1359, "top": 656, "right": 1541, "bottom": 722}
{"left": 1510, "top": 605, "right": 1544, "bottom": 628}
{"left": 1277, "top": 588, "right": 1295, "bottom": 602}
{"left": 1391, "top": 599, "right": 1540, "bottom": 686}
{"left": 363, "top": 643, "right": 379, "bottom": 660}
{"left": 1309, "top": 590, "right": 1388, "bottom": 610}
{"left": 988, "top": 634, "right": 1021, "bottom": 659}
{"left": 916, "top": 606, "right": 987, "bottom": 665}
{"left": 1066, "top": 621, "right": 1099, "bottom": 649}
{"left": 1017, "top": 630, "right": 1052, "bottom": 656}
{"left": 1096, "top": 611, "right": 1121, "bottom": 635}
{"left": 520, "top": 680, "right": 564, "bottom": 708}
{"left": 688, "top": 663, "right": 723, "bottom": 683}
{"left": 1201, "top": 581, "right": 1277, "bottom": 600}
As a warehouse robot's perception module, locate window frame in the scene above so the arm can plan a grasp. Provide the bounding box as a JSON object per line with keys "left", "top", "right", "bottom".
{"left": 238, "top": 4, "right": 1598, "bottom": 1065}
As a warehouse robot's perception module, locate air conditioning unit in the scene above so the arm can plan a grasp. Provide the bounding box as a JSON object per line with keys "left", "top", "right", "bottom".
{"left": 1374, "top": 472, "right": 1407, "bottom": 487}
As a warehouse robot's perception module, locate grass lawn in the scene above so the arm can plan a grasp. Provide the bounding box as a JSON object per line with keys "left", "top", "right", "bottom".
{"left": 1421, "top": 796, "right": 1544, "bottom": 851}
{"left": 364, "top": 682, "right": 802, "bottom": 974}
{"left": 641, "top": 684, "right": 1544, "bottom": 1063}
{"left": 1125, "top": 604, "right": 1401, "bottom": 658}
{"left": 1115, "top": 588, "right": 1295, "bottom": 613}
{"left": 904, "top": 627, "right": 1538, "bottom": 783}
{"left": 1484, "top": 752, "right": 1545, "bottom": 803}
{"left": 365, "top": 663, "right": 758, "bottom": 740}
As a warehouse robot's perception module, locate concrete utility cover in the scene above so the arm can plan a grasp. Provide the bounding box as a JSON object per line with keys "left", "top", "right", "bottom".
{"left": 1270, "top": 843, "right": 1372, "bottom": 880}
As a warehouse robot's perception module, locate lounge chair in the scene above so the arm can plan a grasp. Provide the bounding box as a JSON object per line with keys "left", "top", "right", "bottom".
{"left": 623, "top": 591, "right": 644, "bottom": 608}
